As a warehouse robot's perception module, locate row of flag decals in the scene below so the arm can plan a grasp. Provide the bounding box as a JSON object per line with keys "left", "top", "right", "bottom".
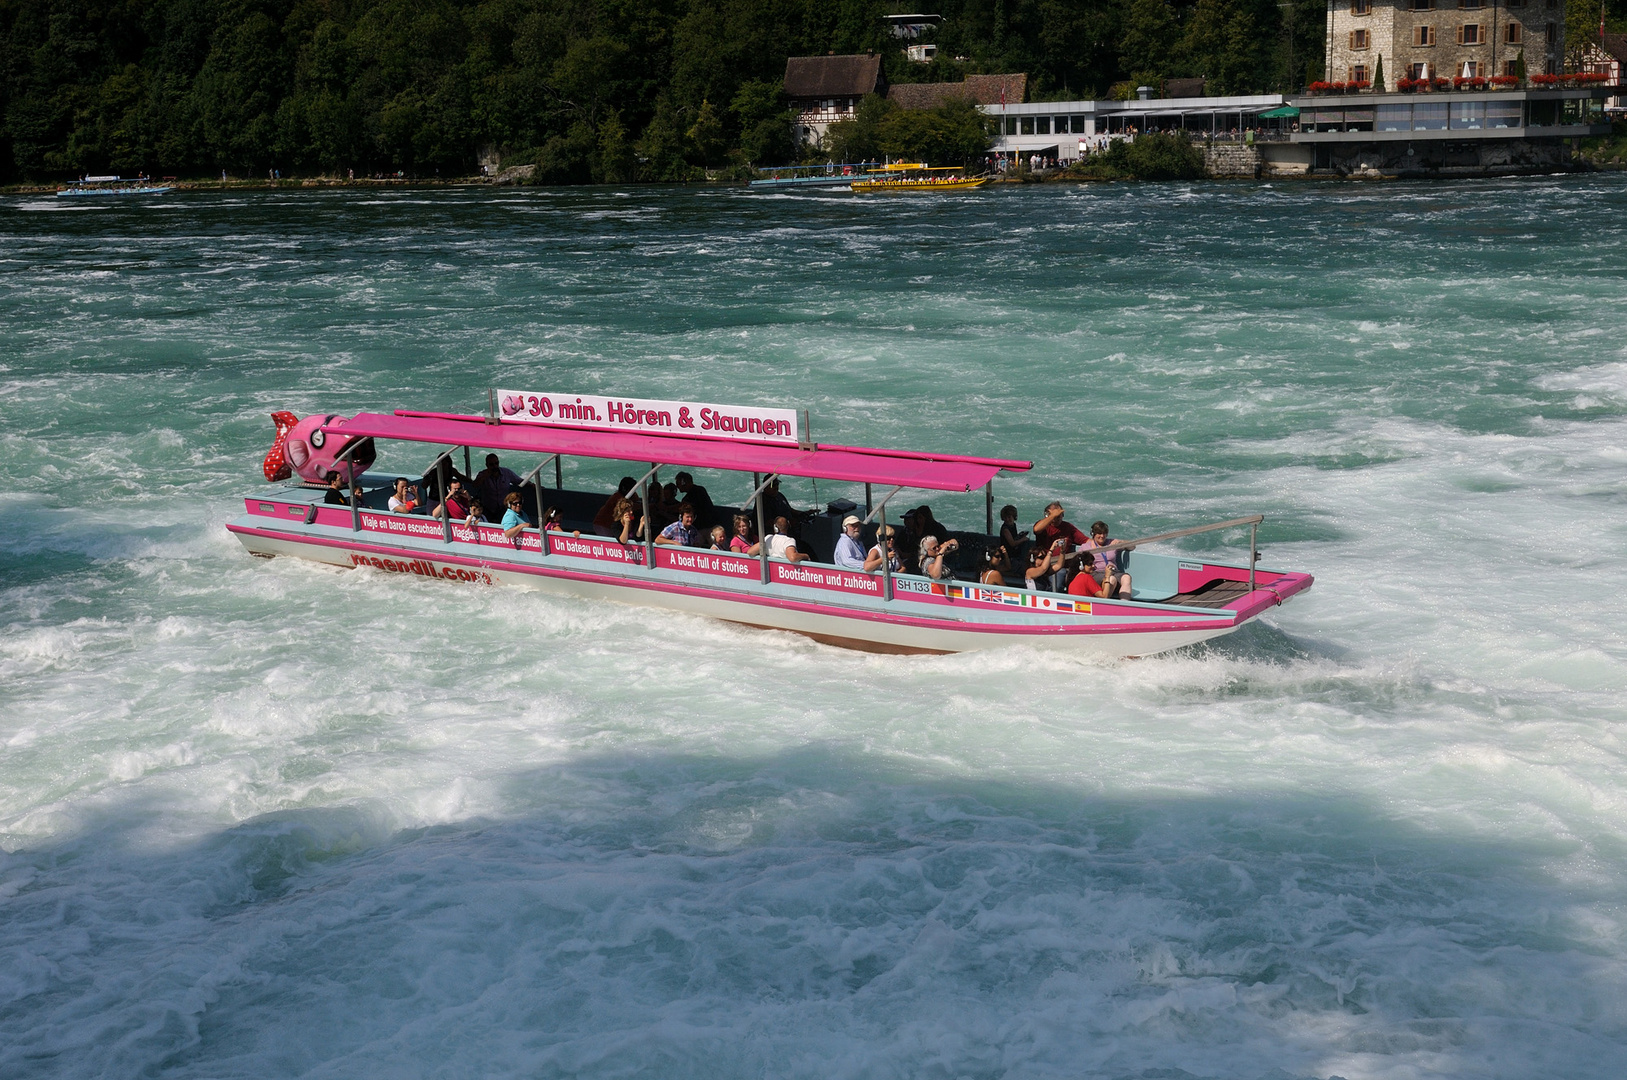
{"left": 944, "top": 584, "right": 1091, "bottom": 615}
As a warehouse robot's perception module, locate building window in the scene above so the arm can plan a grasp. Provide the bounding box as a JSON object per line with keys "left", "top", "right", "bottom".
{"left": 1410, "top": 61, "right": 1431, "bottom": 79}
{"left": 1020, "top": 117, "right": 1034, "bottom": 135}
{"left": 1414, "top": 25, "right": 1437, "bottom": 45}
{"left": 1505, "top": 22, "right": 1522, "bottom": 43}
{"left": 1506, "top": 0, "right": 1524, "bottom": 6}
{"left": 1544, "top": 0, "right": 1557, "bottom": 7}
{"left": 1352, "top": 0, "right": 1371, "bottom": 13}
{"left": 1503, "top": 59, "right": 1521, "bottom": 76}
{"left": 1006, "top": 117, "right": 1019, "bottom": 135}
{"left": 1350, "top": 28, "right": 1371, "bottom": 49}
{"left": 1352, "top": 64, "right": 1370, "bottom": 83}
{"left": 1546, "top": 22, "right": 1556, "bottom": 44}
{"left": 1034, "top": 117, "right": 1050, "bottom": 135}
{"left": 1409, "top": 0, "right": 1434, "bottom": 9}
{"left": 1458, "top": 0, "right": 1484, "bottom": 9}
{"left": 1460, "top": 60, "right": 1480, "bottom": 76}
{"left": 1457, "top": 23, "right": 1483, "bottom": 44}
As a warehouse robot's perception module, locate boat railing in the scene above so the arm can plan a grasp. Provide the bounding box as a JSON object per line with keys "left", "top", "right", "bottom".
{"left": 246, "top": 494, "right": 1280, "bottom": 616}
{"left": 1087, "top": 514, "right": 1265, "bottom": 591}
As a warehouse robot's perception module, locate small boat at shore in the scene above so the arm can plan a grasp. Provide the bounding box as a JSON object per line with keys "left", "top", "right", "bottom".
{"left": 851, "top": 163, "right": 988, "bottom": 193}
{"left": 57, "top": 176, "right": 171, "bottom": 198}
{"left": 227, "top": 393, "right": 1311, "bottom": 656}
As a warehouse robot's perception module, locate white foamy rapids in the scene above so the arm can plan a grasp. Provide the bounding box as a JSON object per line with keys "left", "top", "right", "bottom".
{"left": 4, "top": 182, "right": 1627, "bottom": 1078}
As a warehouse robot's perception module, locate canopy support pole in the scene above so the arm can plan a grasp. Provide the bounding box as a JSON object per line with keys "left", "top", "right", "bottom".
{"left": 985, "top": 481, "right": 994, "bottom": 536}
{"left": 746, "top": 471, "right": 779, "bottom": 585}
{"left": 1249, "top": 522, "right": 1258, "bottom": 594}
{"left": 879, "top": 503, "right": 893, "bottom": 602}
{"left": 439, "top": 457, "right": 452, "bottom": 544}
{"left": 860, "top": 486, "right": 905, "bottom": 527}
{"left": 334, "top": 439, "right": 361, "bottom": 532}
{"left": 858, "top": 486, "right": 905, "bottom": 604}
{"left": 555, "top": 456, "right": 563, "bottom": 490}
{"left": 522, "top": 454, "right": 558, "bottom": 556}
{"left": 420, "top": 445, "right": 460, "bottom": 545}
{"left": 864, "top": 483, "right": 872, "bottom": 517}
{"left": 463, "top": 446, "right": 471, "bottom": 479}
{"left": 635, "top": 463, "right": 663, "bottom": 569}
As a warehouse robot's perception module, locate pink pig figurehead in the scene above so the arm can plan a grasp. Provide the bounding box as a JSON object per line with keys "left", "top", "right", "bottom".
{"left": 283, "top": 414, "right": 377, "bottom": 484}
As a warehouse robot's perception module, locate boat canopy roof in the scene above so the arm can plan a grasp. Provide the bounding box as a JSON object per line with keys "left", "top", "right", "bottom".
{"left": 326, "top": 411, "right": 1031, "bottom": 492}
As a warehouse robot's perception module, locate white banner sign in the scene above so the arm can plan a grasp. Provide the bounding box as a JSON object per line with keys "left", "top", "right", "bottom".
{"left": 496, "top": 391, "right": 800, "bottom": 446}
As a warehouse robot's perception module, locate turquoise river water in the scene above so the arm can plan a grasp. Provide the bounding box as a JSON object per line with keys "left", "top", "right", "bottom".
{"left": 3, "top": 177, "right": 1627, "bottom": 1079}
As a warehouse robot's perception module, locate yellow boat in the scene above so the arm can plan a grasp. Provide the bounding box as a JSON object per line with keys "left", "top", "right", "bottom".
{"left": 850, "top": 163, "right": 989, "bottom": 193}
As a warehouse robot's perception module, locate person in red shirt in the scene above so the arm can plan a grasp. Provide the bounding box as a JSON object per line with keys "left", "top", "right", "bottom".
{"left": 1032, "top": 502, "right": 1088, "bottom": 552}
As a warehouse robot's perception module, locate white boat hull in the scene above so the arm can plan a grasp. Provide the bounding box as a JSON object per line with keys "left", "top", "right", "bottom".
{"left": 230, "top": 525, "right": 1259, "bottom": 658}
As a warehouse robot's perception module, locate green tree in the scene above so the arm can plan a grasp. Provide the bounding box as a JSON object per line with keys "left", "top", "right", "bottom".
{"left": 596, "top": 108, "right": 636, "bottom": 182}
{"left": 822, "top": 92, "right": 893, "bottom": 163}
{"left": 878, "top": 96, "right": 994, "bottom": 165}
{"left": 638, "top": 97, "right": 694, "bottom": 180}
{"left": 731, "top": 79, "right": 794, "bottom": 165}
{"left": 1179, "top": 0, "right": 1270, "bottom": 94}
{"left": 1120, "top": 0, "right": 1178, "bottom": 80}
{"left": 687, "top": 99, "right": 726, "bottom": 165}
{"left": 1371, "top": 53, "right": 1384, "bottom": 91}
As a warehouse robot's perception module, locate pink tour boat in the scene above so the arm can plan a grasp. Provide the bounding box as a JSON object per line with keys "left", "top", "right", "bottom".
{"left": 227, "top": 392, "right": 1313, "bottom": 656}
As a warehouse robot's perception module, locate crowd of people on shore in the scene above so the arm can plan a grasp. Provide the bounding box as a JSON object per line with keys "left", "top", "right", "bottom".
{"left": 352, "top": 457, "right": 1134, "bottom": 600}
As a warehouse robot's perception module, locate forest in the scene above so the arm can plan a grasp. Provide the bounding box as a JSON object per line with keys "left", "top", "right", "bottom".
{"left": 1, "top": 0, "right": 1619, "bottom": 182}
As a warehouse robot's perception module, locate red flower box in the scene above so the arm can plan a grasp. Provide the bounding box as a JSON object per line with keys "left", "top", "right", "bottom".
{"left": 1490, "top": 75, "right": 1519, "bottom": 87}
{"left": 1530, "top": 74, "right": 1560, "bottom": 86}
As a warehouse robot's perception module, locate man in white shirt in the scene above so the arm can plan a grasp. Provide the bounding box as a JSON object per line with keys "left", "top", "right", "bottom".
{"left": 833, "top": 515, "right": 866, "bottom": 568}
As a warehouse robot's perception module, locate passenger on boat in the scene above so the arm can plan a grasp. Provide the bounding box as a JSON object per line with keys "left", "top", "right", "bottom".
{"left": 864, "top": 527, "right": 902, "bottom": 573}
{"left": 1026, "top": 540, "right": 1068, "bottom": 592}
{"left": 541, "top": 506, "right": 580, "bottom": 538}
{"left": 592, "top": 477, "right": 638, "bottom": 534}
{"left": 999, "top": 505, "right": 1028, "bottom": 556}
{"left": 833, "top": 515, "right": 867, "bottom": 569}
{"left": 431, "top": 479, "right": 469, "bottom": 520}
{"left": 913, "top": 505, "right": 951, "bottom": 543}
{"left": 648, "top": 483, "right": 681, "bottom": 532}
{"left": 655, "top": 503, "right": 699, "bottom": 546}
{"left": 463, "top": 500, "right": 485, "bottom": 529}
{"left": 323, "top": 472, "right": 349, "bottom": 505}
{"left": 474, "top": 454, "right": 521, "bottom": 516}
{"left": 708, "top": 525, "right": 728, "bottom": 550}
{"left": 501, "top": 492, "right": 528, "bottom": 541}
{"left": 895, "top": 512, "right": 922, "bottom": 574}
{"left": 388, "top": 478, "right": 419, "bottom": 514}
{"left": 1078, "top": 521, "right": 1133, "bottom": 599}
{"left": 980, "top": 543, "right": 1012, "bottom": 586}
{"left": 673, "top": 472, "right": 714, "bottom": 527}
{"left": 729, "top": 514, "right": 755, "bottom": 554}
{"left": 1033, "top": 502, "right": 1088, "bottom": 553}
{"left": 760, "top": 517, "right": 809, "bottom": 562}
{"left": 613, "top": 498, "right": 642, "bottom": 545}
{"left": 759, "top": 479, "right": 806, "bottom": 535}
{"left": 918, "top": 536, "right": 959, "bottom": 581}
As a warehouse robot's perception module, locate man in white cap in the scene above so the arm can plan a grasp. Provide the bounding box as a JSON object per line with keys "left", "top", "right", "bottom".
{"left": 833, "top": 515, "right": 867, "bottom": 569}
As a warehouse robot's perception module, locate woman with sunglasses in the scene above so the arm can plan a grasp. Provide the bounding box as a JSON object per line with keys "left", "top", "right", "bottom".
{"left": 864, "top": 527, "right": 901, "bottom": 574}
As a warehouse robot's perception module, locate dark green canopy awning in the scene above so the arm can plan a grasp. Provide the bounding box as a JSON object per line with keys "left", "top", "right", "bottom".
{"left": 1256, "top": 105, "right": 1300, "bottom": 119}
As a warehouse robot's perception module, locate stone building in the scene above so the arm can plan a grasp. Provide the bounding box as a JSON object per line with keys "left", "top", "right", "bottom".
{"left": 1325, "top": 0, "right": 1565, "bottom": 90}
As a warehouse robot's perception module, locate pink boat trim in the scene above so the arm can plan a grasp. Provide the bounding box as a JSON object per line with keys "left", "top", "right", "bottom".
{"left": 226, "top": 523, "right": 1252, "bottom": 638}
{"left": 329, "top": 412, "right": 1025, "bottom": 492}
